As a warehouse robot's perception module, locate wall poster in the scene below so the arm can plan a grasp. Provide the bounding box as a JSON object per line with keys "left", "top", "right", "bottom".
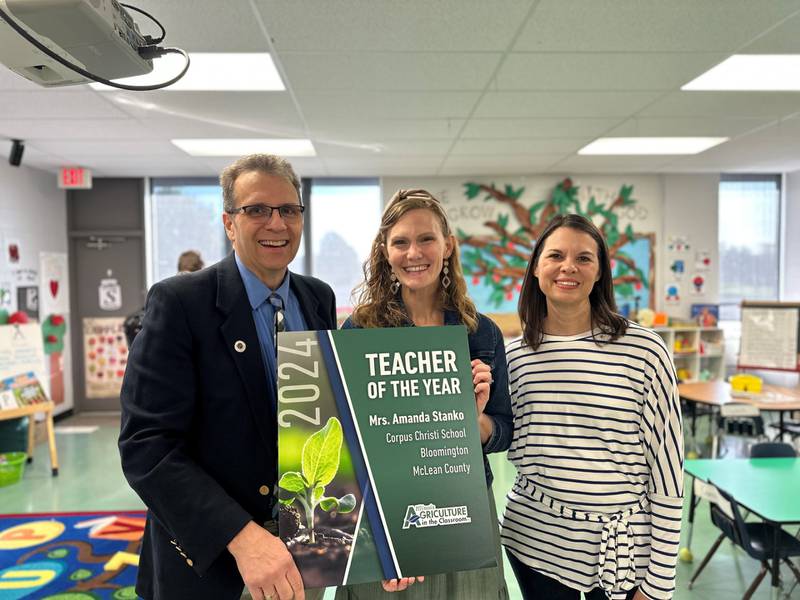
{"left": 82, "top": 317, "right": 129, "bottom": 399}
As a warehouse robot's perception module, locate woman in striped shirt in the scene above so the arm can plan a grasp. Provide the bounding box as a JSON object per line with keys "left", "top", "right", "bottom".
{"left": 501, "top": 214, "right": 683, "bottom": 600}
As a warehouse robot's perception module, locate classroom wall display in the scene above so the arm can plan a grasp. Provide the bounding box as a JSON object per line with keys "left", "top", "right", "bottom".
{"left": 0, "top": 280, "right": 11, "bottom": 311}
{"left": 277, "top": 327, "right": 496, "bottom": 588}
{"left": 738, "top": 302, "right": 800, "bottom": 371}
{"left": 6, "top": 238, "right": 21, "bottom": 266}
{"left": 382, "top": 175, "right": 661, "bottom": 327}
{"left": 82, "top": 317, "right": 129, "bottom": 399}
{"left": 0, "top": 323, "right": 49, "bottom": 399}
{"left": 16, "top": 286, "right": 38, "bottom": 320}
{"left": 39, "top": 252, "right": 69, "bottom": 316}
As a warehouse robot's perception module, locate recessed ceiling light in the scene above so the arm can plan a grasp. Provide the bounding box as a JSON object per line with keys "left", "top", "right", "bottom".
{"left": 172, "top": 138, "right": 316, "bottom": 157}
{"left": 578, "top": 137, "right": 728, "bottom": 155}
{"left": 90, "top": 53, "right": 285, "bottom": 91}
{"left": 683, "top": 55, "right": 800, "bottom": 91}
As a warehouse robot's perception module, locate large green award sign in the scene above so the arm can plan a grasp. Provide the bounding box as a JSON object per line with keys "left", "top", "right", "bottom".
{"left": 277, "top": 326, "right": 496, "bottom": 589}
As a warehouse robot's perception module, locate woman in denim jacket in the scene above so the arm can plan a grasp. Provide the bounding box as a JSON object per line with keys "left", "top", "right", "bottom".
{"left": 335, "top": 189, "right": 512, "bottom": 600}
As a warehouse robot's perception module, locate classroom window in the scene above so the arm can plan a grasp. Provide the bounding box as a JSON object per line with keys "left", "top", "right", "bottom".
{"left": 717, "top": 175, "right": 781, "bottom": 367}
{"left": 149, "top": 178, "right": 306, "bottom": 284}
{"left": 308, "top": 179, "right": 382, "bottom": 313}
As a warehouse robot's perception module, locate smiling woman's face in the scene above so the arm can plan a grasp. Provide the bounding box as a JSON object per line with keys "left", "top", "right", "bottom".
{"left": 534, "top": 226, "right": 601, "bottom": 309}
{"left": 384, "top": 208, "right": 453, "bottom": 295}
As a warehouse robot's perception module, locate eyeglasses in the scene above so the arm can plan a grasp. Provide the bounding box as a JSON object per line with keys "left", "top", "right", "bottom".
{"left": 269, "top": 293, "right": 285, "bottom": 357}
{"left": 228, "top": 203, "right": 305, "bottom": 222}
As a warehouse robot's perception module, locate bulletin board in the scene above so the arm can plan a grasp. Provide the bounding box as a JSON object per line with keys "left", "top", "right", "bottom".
{"left": 738, "top": 301, "right": 800, "bottom": 372}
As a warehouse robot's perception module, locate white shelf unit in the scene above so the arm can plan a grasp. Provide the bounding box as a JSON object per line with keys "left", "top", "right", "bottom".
{"left": 654, "top": 327, "right": 725, "bottom": 383}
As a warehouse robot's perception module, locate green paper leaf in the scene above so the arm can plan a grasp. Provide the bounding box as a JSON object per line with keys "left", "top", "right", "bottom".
{"left": 301, "top": 417, "right": 343, "bottom": 487}
{"left": 463, "top": 183, "right": 481, "bottom": 199}
{"left": 624, "top": 224, "right": 635, "bottom": 240}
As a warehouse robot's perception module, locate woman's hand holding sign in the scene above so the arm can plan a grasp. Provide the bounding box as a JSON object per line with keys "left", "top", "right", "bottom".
{"left": 471, "top": 359, "right": 494, "bottom": 444}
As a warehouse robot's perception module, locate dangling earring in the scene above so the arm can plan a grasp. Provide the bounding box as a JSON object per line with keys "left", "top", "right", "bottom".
{"left": 441, "top": 259, "right": 451, "bottom": 288}
{"left": 390, "top": 271, "right": 400, "bottom": 294}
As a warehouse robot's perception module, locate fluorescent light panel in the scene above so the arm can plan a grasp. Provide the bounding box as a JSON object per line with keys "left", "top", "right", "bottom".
{"left": 683, "top": 55, "right": 800, "bottom": 91}
{"left": 578, "top": 137, "right": 728, "bottom": 155}
{"left": 90, "top": 53, "right": 285, "bottom": 91}
{"left": 172, "top": 138, "right": 316, "bottom": 157}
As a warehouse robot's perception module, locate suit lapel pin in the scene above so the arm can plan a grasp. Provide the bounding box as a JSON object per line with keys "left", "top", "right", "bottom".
{"left": 234, "top": 340, "right": 246, "bottom": 353}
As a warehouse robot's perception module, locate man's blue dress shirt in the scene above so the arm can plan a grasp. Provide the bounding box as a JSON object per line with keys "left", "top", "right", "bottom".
{"left": 235, "top": 253, "right": 308, "bottom": 408}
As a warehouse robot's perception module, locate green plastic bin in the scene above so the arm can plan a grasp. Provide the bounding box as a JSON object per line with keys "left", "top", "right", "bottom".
{"left": 0, "top": 451, "right": 27, "bottom": 487}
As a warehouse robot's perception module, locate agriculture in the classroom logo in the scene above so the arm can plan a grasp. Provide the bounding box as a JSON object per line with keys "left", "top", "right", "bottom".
{"left": 402, "top": 503, "right": 472, "bottom": 528}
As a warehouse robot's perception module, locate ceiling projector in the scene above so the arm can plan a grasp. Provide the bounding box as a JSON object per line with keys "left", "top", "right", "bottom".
{"left": 0, "top": 0, "right": 153, "bottom": 87}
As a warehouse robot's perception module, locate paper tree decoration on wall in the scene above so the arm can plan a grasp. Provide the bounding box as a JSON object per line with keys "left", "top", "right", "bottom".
{"left": 457, "top": 178, "right": 654, "bottom": 315}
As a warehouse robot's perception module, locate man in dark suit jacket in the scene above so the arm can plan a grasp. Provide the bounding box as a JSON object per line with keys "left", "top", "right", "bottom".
{"left": 119, "top": 154, "right": 336, "bottom": 600}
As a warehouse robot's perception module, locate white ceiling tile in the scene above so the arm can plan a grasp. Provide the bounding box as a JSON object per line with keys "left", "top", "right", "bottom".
{"left": 281, "top": 52, "right": 500, "bottom": 91}
{"left": 120, "top": 1, "right": 269, "bottom": 52}
{"left": 438, "top": 154, "right": 565, "bottom": 176}
{"left": 323, "top": 157, "right": 439, "bottom": 176}
{"left": 0, "top": 90, "right": 129, "bottom": 119}
{"left": 30, "top": 140, "right": 186, "bottom": 158}
{"left": 2, "top": 1, "right": 799, "bottom": 176}
{"left": 314, "top": 140, "right": 450, "bottom": 158}
{"left": 104, "top": 91, "right": 305, "bottom": 128}
{"left": 739, "top": 12, "right": 800, "bottom": 54}
{"left": 548, "top": 155, "right": 676, "bottom": 173}
{"left": 308, "top": 119, "right": 464, "bottom": 141}
{"left": 474, "top": 91, "right": 662, "bottom": 118}
{"left": 297, "top": 91, "right": 480, "bottom": 119}
{"left": 0, "top": 119, "right": 155, "bottom": 140}
{"left": 639, "top": 92, "right": 800, "bottom": 118}
{"left": 515, "top": 0, "right": 800, "bottom": 52}
{"left": 462, "top": 118, "right": 622, "bottom": 138}
{"left": 451, "top": 138, "right": 587, "bottom": 155}
{"left": 496, "top": 53, "right": 727, "bottom": 91}
{"left": 256, "top": 0, "right": 535, "bottom": 51}
{"left": 604, "top": 117, "right": 774, "bottom": 138}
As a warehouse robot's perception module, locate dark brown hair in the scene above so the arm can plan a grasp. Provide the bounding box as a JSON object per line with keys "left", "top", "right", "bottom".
{"left": 177, "top": 250, "right": 204, "bottom": 273}
{"left": 351, "top": 189, "right": 478, "bottom": 332}
{"left": 518, "top": 213, "right": 627, "bottom": 350}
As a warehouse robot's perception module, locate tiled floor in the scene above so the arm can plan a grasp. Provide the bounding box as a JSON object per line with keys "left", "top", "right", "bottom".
{"left": 2, "top": 414, "right": 798, "bottom": 599}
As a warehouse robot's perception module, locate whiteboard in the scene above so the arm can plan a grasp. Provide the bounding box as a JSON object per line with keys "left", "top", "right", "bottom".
{"left": 738, "top": 304, "right": 800, "bottom": 371}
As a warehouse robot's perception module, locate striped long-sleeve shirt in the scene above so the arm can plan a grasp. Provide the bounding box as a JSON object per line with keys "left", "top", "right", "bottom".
{"left": 500, "top": 324, "right": 683, "bottom": 600}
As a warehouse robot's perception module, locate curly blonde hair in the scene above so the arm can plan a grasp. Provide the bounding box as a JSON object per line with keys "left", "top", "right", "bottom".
{"left": 350, "top": 189, "right": 478, "bottom": 332}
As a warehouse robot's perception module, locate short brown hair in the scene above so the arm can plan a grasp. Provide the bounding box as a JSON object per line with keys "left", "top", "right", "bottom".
{"left": 177, "top": 250, "right": 204, "bottom": 273}
{"left": 518, "top": 213, "right": 627, "bottom": 350}
{"left": 219, "top": 154, "right": 301, "bottom": 212}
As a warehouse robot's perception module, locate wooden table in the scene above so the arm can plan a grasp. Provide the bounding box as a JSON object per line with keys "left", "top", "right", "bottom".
{"left": 679, "top": 381, "right": 800, "bottom": 455}
{"left": 0, "top": 402, "right": 59, "bottom": 475}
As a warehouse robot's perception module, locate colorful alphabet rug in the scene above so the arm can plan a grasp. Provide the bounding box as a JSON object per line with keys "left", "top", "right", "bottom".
{"left": 0, "top": 510, "right": 145, "bottom": 599}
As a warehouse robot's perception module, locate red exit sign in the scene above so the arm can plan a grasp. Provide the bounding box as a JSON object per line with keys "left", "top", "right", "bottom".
{"left": 58, "top": 167, "right": 93, "bottom": 189}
